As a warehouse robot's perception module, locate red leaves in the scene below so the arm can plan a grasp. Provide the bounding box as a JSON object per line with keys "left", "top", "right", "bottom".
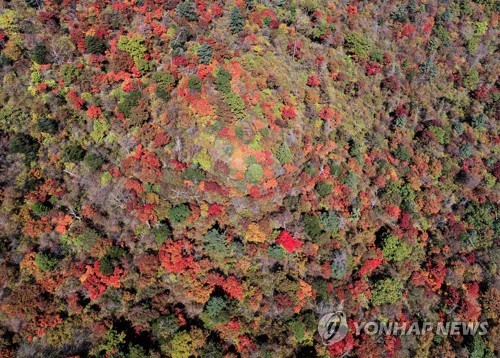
{"left": 276, "top": 230, "right": 302, "bottom": 252}
{"left": 365, "top": 62, "right": 381, "bottom": 76}
{"left": 67, "top": 89, "right": 84, "bottom": 110}
{"left": 346, "top": 5, "right": 358, "bottom": 16}
{"left": 357, "top": 259, "right": 383, "bottom": 277}
{"left": 307, "top": 74, "right": 321, "bottom": 87}
{"left": 87, "top": 106, "right": 102, "bottom": 119}
{"left": 152, "top": 132, "right": 171, "bottom": 148}
{"left": 400, "top": 23, "right": 415, "bottom": 38}
{"left": 122, "top": 144, "right": 162, "bottom": 183}
{"left": 281, "top": 105, "right": 297, "bottom": 120}
{"left": 208, "top": 203, "right": 224, "bottom": 217}
{"left": 287, "top": 40, "right": 302, "bottom": 60}
{"left": 203, "top": 273, "right": 243, "bottom": 300}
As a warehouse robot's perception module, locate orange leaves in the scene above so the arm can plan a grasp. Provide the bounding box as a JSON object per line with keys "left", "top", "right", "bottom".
{"left": 124, "top": 178, "right": 144, "bottom": 194}
{"left": 197, "top": 62, "right": 216, "bottom": 79}
{"left": 22, "top": 216, "right": 51, "bottom": 239}
{"left": 263, "top": 178, "right": 278, "bottom": 190}
{"left": 159, "top": 239, "right": 198, "bottom": 274}
{"left": 319, "top": 106, "right": 342, "bottom": 124}
{"left": 191, "top": 97, "right": 215, "bottom": 116}
{"left": 135, "top": 203, "right": 158, "bottom": 224}
{"left": 34, "top": 314, "right": 62, "bottom": 337}
{"left": 223, "top": 276, "right": 243, "bottom": 301}
{"left": 295, "top": 279, "right": 314, "bottom": 313}
{"left": 51, "top": 213, "right": 73, "bottom": 234}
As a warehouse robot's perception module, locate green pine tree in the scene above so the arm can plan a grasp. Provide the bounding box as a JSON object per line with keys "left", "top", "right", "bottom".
{"left": 230, "top": 6, "right": 245, "bottom": 34}
{"left": 197, "top": 43, "right": 213, "bottom": 64}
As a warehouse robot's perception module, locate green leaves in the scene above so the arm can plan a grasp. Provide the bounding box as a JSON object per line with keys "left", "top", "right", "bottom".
{"left": 35, "top": 252, "right": 59, "bottom": 272}
{"left": 197, "top": 43, "right": 213, "bottom": 64}
{"left": 344, "top": 32, "right": 372, "bottom": 60}
{"left": 176, "top": 0, "right": 198, "bottom": 21}
{"left": 9, "top": 133, "right": 40, "bottom": 164}
{"left": 215, "top": 67, "right": 232, "bottom": 94}
{"left": 275, "top": 142, "right": 292, "bottom": 164}
{"left": 371, "top": 278, "right": 403, "bottom": 305}
{"left": 200, "top": 297, "right": 232, "bottom": 328}
{"left": 381, "top": 234, "right": 412, "bottom": 262}
{"left": 168, "top": 204, "right": 191, "bottom": 224}
{"left": 245, "top": 163, "right": 264, "bottom": 183}
{"left": 85, "top": 36, "right": 107, "bottom": 54}
{"left": 230, "top": 6, "right": 245, "bottom": 34}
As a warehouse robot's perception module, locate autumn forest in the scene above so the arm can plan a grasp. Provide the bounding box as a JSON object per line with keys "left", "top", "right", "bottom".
{"left": 0, "top": 0, "right": 498, "bottom": 357}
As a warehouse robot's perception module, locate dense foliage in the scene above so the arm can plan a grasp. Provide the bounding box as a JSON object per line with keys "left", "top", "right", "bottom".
{"left": 0, "top": 0, "right": 498, "bottom": 357}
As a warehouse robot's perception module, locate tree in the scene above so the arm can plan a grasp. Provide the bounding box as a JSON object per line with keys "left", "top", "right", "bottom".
{"left": 30, "top": 44, "right": 49, "bottom": 64}
{"left": 197, "top": 43, "right": 213, "bottom": 64}
{"left": 371, "top": 278, "right": 403, "bottom": 305}
{"left": 315, "top": 181, "right": 333, "bottom": 197}
{"left": 275, "top": 142, "right": 292, "bottom": 164}
{"left": 344, "top": 33, "right": 371, "bottom": 60}
{"left": 10, "top": 133, "right": 40, "bottom": 163}
{"left": 176, "top": 0, "right": 198, "bottom": 21}
{"left": 276, "top": 230, "right": 302, "bottom": 253}
{"left": 215, "top": 67, "right": 232, "bottom": 93}
{"left": 168, "top": 204, "right": 191, "bottom": 224}
{"left": 245, "top": 163, "right": 263, "bottom": 183}
{"left": 84, "top": 152, "right": 105, "bottom": 170}
{"left": 200, "top": 297, "right": 232, "bottom": 328}
{"left": 230, "top": 6, "right": 245, "bottom": 34}
{"left": 37, "top": 117, "right": 59, "bottom": 134}
{"left": 63, "top": 143, "right": 86, "bottom": 162}
{"left": 85, "top": 36, "right": 107, "bottom": 54}
{"left": 381, "top": 234, "right": 412, "bottom": 262}
{"left": 35, "top": 253, "right": 58, "bottom": 272}
{"left": 188, "top": 75, "right": 202, "bottom": 92}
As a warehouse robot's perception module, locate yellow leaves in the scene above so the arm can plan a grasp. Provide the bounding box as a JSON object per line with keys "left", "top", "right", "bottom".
{"left": 3, "top": 41, "right": 22, "bottom": 61}
{"left": 245, "top": 223, "right": 266, "bottom": 243}
{"left": 193, "top": 148, "right": 212, "bottom": 171}
{"left": 199, "top": 201, "right": 209, "bottom": 218}
{"left": 387, "top": 167, "right": 399, "bottom": 181}
{"left": 145, "top": 192, "right": 159, "bottom": 205}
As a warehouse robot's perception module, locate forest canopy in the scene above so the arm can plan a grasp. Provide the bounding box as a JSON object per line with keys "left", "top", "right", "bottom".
{"left": 0, "top": 0, "right": 498, "bottom": 357}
